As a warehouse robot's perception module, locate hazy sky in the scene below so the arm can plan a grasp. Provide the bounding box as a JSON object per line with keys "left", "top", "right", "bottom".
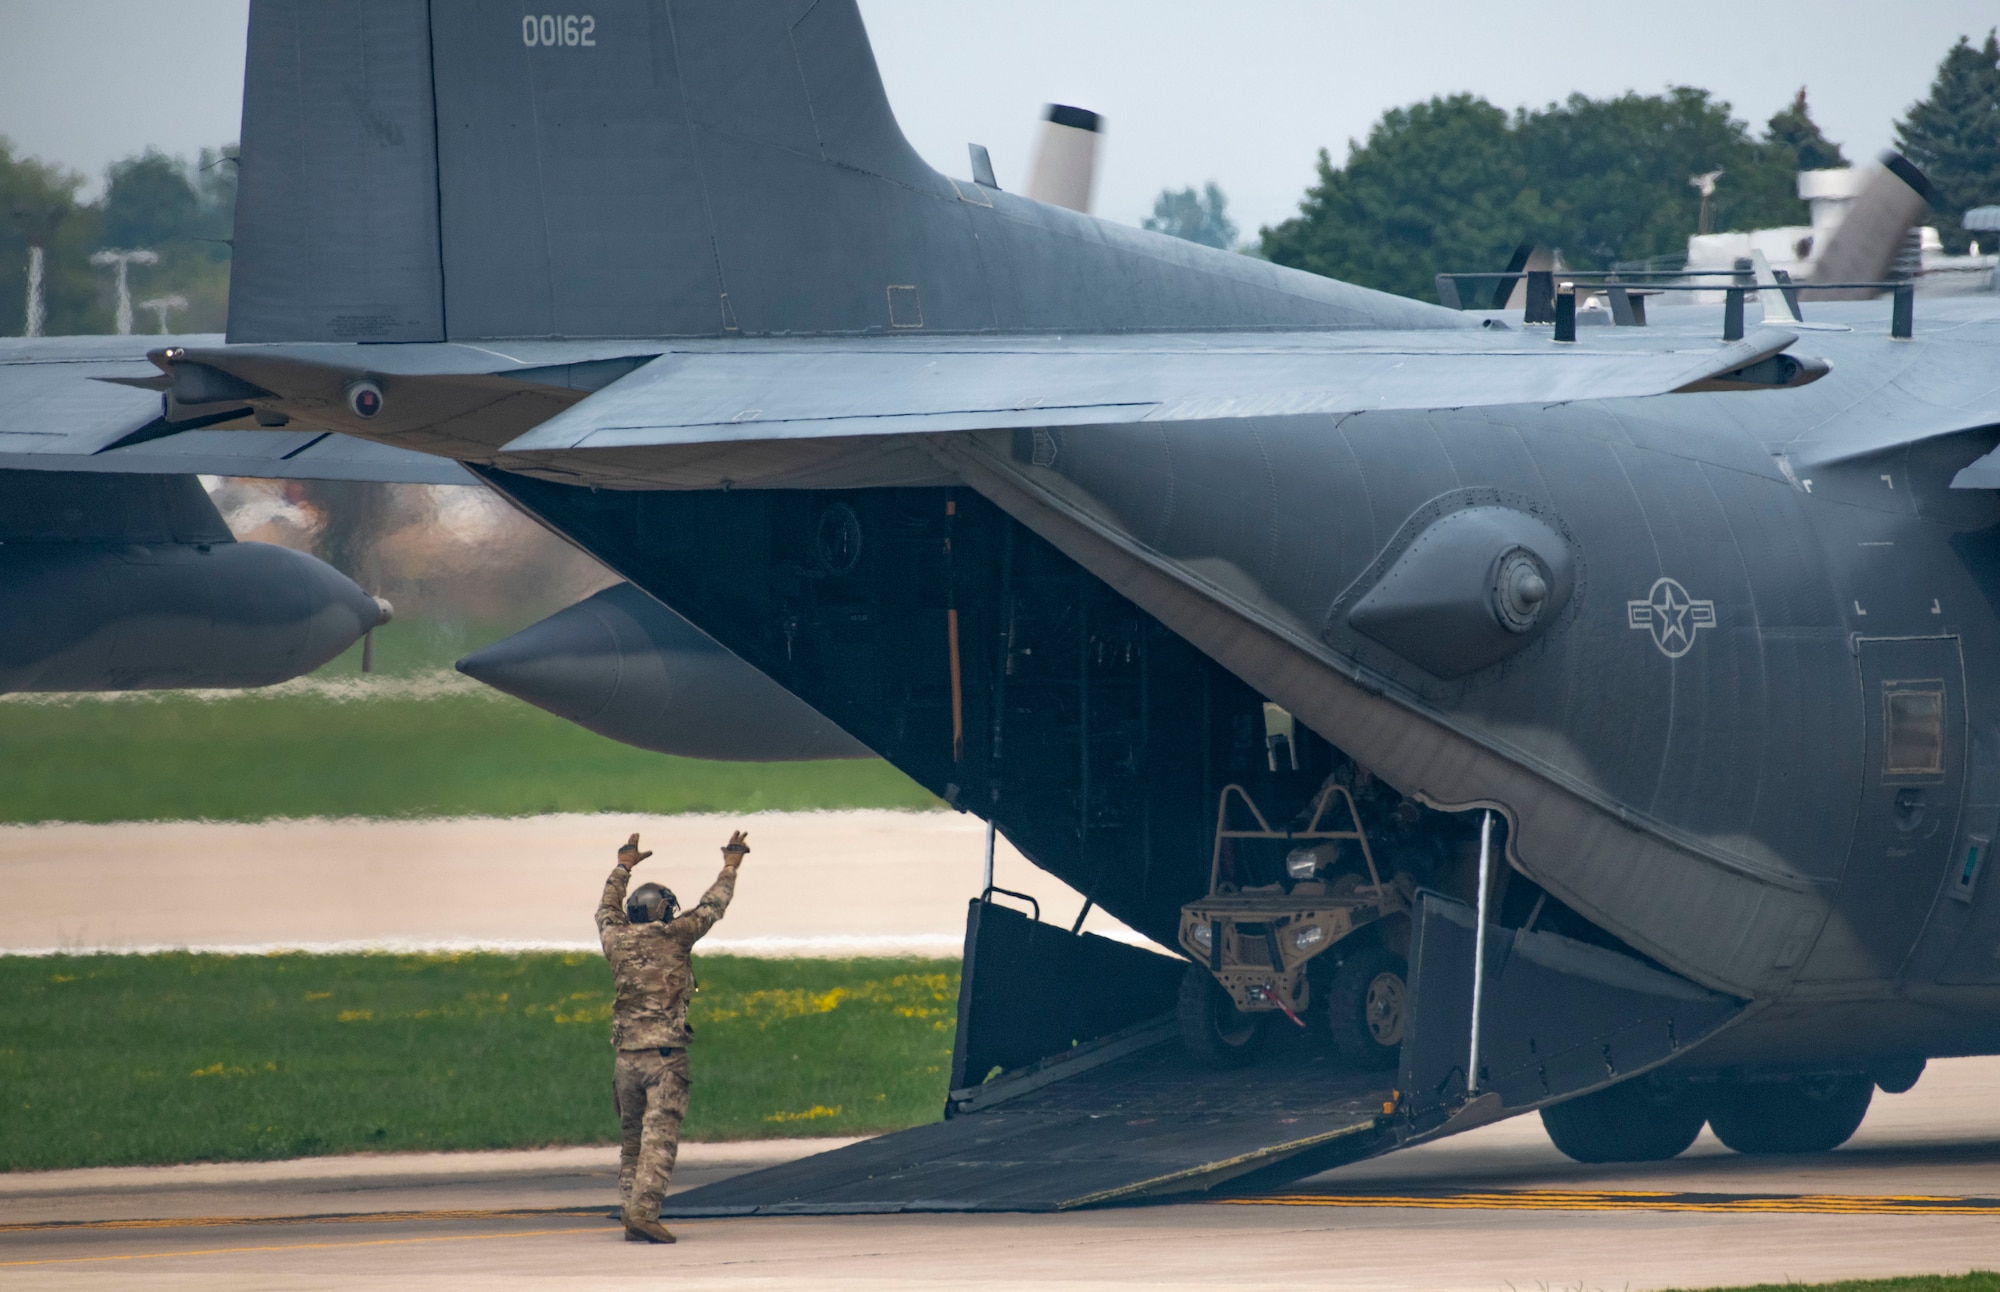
{"left": 2, "top": 0, "right": 1992, "bottom": 233}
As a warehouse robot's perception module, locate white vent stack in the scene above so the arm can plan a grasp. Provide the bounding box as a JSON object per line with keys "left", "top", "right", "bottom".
{"left": 1807, "top": 153, "right": 1936, "bottom": 298}
{"left": 1025, "top": 104, "right": 1102, "bottom": 214}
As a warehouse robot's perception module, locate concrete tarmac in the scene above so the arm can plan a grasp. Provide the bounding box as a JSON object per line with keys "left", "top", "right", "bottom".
{"left": 5, "top": 1057, "right": 2000, "bottom": 1290}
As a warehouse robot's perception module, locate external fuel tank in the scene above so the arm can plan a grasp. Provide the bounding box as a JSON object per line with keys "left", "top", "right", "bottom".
{"left": 0, "top": 471, "right": 386, "bottom": 691}
{"left": 455, "top": 582, "right": 871, "bottom": 762}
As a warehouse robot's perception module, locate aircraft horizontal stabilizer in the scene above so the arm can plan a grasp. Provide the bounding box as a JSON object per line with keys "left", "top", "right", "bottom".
{"left": 0, "top": 337, "right": 473, "bottom": 484}
{"left": 500, "top": 328, "right": 1811, "bottom": 453}
{"left": 4, "top": 430, "right": 478, "bottom": 485}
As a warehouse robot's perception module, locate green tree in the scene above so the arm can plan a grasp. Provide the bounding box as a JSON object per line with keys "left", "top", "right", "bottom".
{"left": 1143, "top": 182, "right": 1239, "bottom": 249}
{"left": 1516, "top": 88, "right": 1801, "bottom": 265}
{"left": 2, "top": 140, "right": 241, "bottom": 340}
{"left": 1262, "top": 88, "right": 1819, "bottom": 301}
{"left": 192, "top": 148, "right": 239, "bottom": 243}
{"left": 1894, "top": 30, "right": 2000, "bottom": 253}
{"left": 1767, "top": 88, "right": 1847, "bottom": 172}
{"left": 101, "top": 150, "right": 204, "bottom": 249}
{"left": 0, "top": 139, "right": 106, "bottom": 335}
{"left": 2, "top": 140, "right": 240, "bottom": 337}
{"left": 101, "top": 147, "right": 235, "bottom": 252}
{"left": 1263, "top": 94, "right": 1545, "bottom": 301}
{"left": 96, "top": 147, "right": 236, "bottom": 333}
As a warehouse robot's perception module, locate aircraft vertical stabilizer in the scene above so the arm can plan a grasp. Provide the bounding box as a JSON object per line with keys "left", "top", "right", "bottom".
{"left": 224, "top": 0, "right": 1463, "bottom": 345}
{"left": 230, "top": 2, "right": 446, "bottom": 344}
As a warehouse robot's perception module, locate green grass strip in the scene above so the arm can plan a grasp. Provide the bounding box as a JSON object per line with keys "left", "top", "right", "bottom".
{"left": 0, "top": 690, "right": 936, "bottom": 823}
{"left": 1671, "top": 1278, "right": 2000, "bottom": 1292}
{"left": 0, "top": 953, "right": 958, "bottom": 1172}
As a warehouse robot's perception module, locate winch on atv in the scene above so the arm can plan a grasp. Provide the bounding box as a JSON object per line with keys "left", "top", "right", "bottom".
{"left": 1176, "top": 781, "right": 1411, "bottom": 1068}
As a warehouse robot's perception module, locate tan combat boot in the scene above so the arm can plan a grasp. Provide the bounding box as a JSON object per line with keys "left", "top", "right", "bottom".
{"left": 623, "top": 1215, "right": 677, "bottom": 1244}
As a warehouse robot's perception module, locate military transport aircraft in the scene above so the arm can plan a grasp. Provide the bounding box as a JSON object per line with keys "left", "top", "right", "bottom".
{"left": 6, "top": 0, "right": 2000, "bottom": 1213}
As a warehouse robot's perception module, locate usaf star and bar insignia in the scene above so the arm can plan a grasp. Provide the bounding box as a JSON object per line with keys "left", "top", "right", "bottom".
{"left": 1627, "top": 577, "right": 1716, "bottom": 658}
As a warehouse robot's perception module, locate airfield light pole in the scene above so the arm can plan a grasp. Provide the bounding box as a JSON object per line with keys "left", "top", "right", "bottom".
{"left": 1468, "top": 809, "right": 1494, "bottom": 1095}
{"left": 89, "top": 248, "right": 158, "bottom": 336}
{"left": 24, "top": 246, "right": 45, "bottom": 338}
{"left": 138, "top": 294, "right": 187, "bottom": 335}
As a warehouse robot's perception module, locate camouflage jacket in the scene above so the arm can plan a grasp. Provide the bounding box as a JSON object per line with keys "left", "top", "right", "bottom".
{"left": 597, "top": 861, "right": 737, "bottom": 1050}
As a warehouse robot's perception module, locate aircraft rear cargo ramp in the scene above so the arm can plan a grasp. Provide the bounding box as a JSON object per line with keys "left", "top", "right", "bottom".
{"left": 667, "top": 891, "right": 1743, "bottom": 1217}
{"left": 665, "top": 1020, "right": 1391, "bottom": 1215}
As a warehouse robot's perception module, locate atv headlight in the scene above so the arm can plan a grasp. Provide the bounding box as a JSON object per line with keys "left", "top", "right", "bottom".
{"left": 1190, "top": 923, "right": 1213, "bottom": 950}
{"left": 1285, "top": 848, "right": 1318, "bottom": 879}
{"left": 1292, "top": 924, "right": 1325, "bottom": 952}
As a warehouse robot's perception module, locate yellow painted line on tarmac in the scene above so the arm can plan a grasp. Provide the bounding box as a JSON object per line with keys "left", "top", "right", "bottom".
{"left": 0, "top": 1206, "right": 614, "bottom": 1235}
{"left": 1222, "top": 1189, "right": 2000, "bottom": 1216}
{"left": 0, "top": 1225, "right": 606, "bottom": 1268}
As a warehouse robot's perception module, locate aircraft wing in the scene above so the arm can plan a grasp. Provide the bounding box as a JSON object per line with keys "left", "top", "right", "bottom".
{"left": 0, "top": 336, "right": 475, "bottom": 484}
{"left": 498, "top": 327, "right": 1810, "bottom": 452}
{"left": 39, "top": 324, "right": 1815, "bottom": 494}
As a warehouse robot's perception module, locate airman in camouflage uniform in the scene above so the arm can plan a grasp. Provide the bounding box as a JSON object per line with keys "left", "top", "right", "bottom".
{"left": 597, "top": 828, "right": 747, "bottom": 1244}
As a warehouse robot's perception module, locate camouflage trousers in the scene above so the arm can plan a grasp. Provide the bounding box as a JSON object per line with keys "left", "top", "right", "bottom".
{"left": 613, "top": 1047, "right": 692, "bottom": 1223}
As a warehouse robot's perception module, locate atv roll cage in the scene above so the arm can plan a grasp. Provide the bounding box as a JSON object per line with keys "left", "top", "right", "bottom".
{"left": 1180, "top": 782, "right": 1406, "bottom": 1018}
{"left": 1207, "top": 781, "right": 1385, "bottom": 895}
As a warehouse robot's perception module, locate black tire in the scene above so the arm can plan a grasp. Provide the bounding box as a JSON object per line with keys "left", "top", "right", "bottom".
{"left": 1177, "top": 963, "right": 1265, "bottom": 1069}
{"left": 1540, "top": 1080, "right": 1706, "bottom": 1164}
{"left": 1872, "top": 1057, "right": 1926, "bottom": 1095}
{"left": 1706, "top": 1074, "right": 1873, "bottom": 1155}
{"left": 1326, "top": 945, "right": 1408, "bottom": 1069}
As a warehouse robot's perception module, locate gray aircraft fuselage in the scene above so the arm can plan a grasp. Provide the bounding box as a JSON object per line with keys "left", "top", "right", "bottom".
{"left": 984, "top": 315, "right": 2000, "bottom": 1040}
{"left": 455, "top": 302, "right": 2000, "bottom": 1071}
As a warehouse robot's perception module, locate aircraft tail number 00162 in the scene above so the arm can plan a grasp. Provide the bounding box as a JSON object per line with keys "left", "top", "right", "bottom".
{"left": 522, "top": 14, "right": 595, "bottom": 47}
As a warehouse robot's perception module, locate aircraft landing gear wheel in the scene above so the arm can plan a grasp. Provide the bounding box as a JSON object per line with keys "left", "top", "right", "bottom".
{"left": 1177, "top": 963, "right": 1265, "bottom": 1069}
{"left": 1707, "top": 1073, "right": 1873, "bottom": 1155}
{"left": 1540, "top": 1080, "right": 1706, "bottom": 1163}
{"left": 1327, "top": 946, "right": 1407, "bottom": 1069}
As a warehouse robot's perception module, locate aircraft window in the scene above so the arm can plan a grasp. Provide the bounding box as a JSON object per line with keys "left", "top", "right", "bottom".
{"left": 1882, "top": 682, "right": 1945, "bottom": 777}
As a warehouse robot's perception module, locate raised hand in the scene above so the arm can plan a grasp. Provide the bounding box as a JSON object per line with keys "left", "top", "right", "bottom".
{"left": 722, "top": 829, "right": 751, "bottom": 863}
{"left": 618, "top": 832, "right": 654, "bottom": 867}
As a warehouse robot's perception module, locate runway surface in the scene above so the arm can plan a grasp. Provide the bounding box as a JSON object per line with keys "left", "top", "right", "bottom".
{"left": 5, "top": 1056, "right": 1999, "bottom": 1290}
{"left": 0, "top": 811, "right": 1141, "bottom": 955}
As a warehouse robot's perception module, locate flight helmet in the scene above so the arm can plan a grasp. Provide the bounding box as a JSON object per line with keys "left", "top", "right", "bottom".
{"left": 627, "top": 882, "right": 678, "bottom": 924}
